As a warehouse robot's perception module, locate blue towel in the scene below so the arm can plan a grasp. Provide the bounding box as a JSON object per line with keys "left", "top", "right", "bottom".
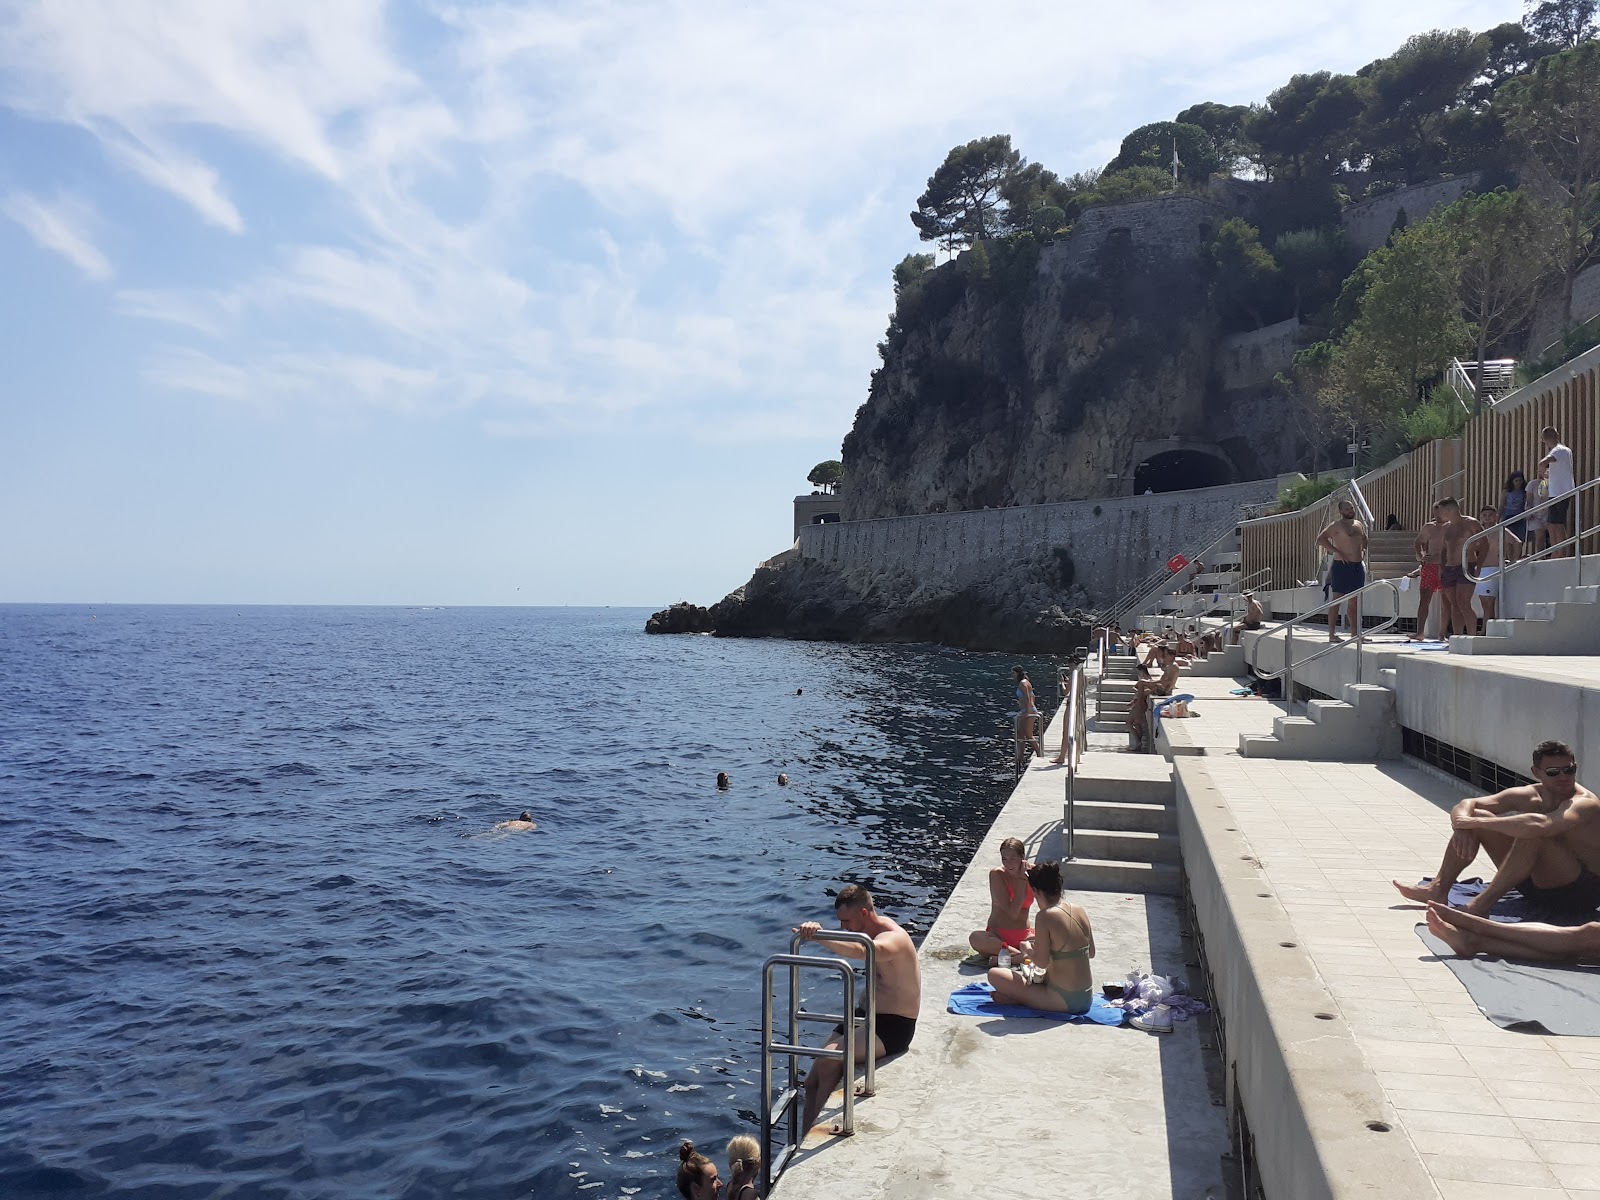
{"left": 1418, "top": 877, "right": 1557, "bottom": 923}
{"left": 946, "top": 982, "right": 1126, "bottom": 1026}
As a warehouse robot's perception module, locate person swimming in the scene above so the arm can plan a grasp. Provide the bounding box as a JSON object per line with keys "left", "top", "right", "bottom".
{"left": 776, "top": 773, "right": 789, "bottom": 786}
{"left": 493, "top": 811, "right": 537, "bottom": 832}
{"left": 716, "top": 772, "right": 730, "bottom": 790}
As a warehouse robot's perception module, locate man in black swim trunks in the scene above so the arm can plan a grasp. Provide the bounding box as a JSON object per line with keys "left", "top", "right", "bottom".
{"left": 1393, "top": 741, "right": 1600, "bottom": 919}
{"left": 794, "top": 885, "right": 921, "bottom": 1133}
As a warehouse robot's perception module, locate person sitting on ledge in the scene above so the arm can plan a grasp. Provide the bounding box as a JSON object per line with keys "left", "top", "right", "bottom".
{"left": 1127, "top": 644, "right": 1180, "bottom": 746}
{"left": 1392, "top": 741, "right": 1600, "bottom": 918}
{"left": 987, "top": 861, "right": 1095, "bottom": 1014}
{"left": 965, "top": 837, "right": 1033, "bottom": 966}
{"left": 1230, "top": 592, "right": 1265, "bottom": 645}
{"left": 1426, "top": 900, "right": 1600, "bottom": 963}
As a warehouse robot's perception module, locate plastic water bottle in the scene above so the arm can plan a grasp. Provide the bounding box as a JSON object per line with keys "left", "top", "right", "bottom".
{"left": 998, "top": 948, "right": 1012, "bottom": 968}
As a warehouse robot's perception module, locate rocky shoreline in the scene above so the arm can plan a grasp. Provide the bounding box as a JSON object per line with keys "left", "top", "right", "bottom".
{"left": 646, "top": 553, "right": 1092, "bottom": 653}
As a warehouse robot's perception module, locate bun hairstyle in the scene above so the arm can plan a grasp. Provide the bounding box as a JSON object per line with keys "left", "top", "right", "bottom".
{"left": 677, "top": 1140, "right": 713, "bottom": 1198}
{"left": 1026, "top": 859, "right": 1064, "bottom": 901}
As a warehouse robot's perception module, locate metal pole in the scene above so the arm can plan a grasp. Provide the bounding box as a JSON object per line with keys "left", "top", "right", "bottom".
{"left": 1284, "top": 618, "right": 1294, "bottom": 712}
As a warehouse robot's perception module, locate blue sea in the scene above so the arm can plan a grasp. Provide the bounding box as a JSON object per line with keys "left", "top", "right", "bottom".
{"left": 0, "top": 605, "right": 1058, "bottom": 1199}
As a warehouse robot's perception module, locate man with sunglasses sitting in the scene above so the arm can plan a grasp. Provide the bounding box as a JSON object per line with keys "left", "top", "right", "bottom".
{"left": 1393, "top": 741, "right": 1600, "bottom": 919}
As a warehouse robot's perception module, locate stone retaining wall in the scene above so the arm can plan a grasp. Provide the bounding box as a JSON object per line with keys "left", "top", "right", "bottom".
{"left": 796, "top": 478, "right": 1280, "bottom": 606}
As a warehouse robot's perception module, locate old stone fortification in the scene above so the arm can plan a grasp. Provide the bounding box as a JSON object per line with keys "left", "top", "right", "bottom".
{"left": 1063, "top": 194, "right": 1228, "bottom": 270}
{"left": 1339, "top": 175, "right": 1480, "bottom": 256}
{"left": 1217, "top": 317, "right": 1302, "bottom": 391}
{"left": 800, "top": 478, "right": 1278, "bottom": 604}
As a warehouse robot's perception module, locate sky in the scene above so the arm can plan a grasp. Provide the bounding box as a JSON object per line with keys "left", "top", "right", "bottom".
{"left": 0, "top": 0, "right": 1523, "bottom": 606}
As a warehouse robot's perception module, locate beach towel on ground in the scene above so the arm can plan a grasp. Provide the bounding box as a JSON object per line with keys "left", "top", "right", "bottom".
{"left": 1418, "top": 877, "right": 1596, "bottom": 924}
{"left": 947, "top": 982, "right": 1125, "bottom": 1026}
{"left": 1416, "top": 925, "right": 1600, "bottom": 1035}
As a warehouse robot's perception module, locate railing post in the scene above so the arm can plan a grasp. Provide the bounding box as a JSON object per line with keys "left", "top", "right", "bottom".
{"left": 1284, "top": 619, "right": 1294, "bottom": 711}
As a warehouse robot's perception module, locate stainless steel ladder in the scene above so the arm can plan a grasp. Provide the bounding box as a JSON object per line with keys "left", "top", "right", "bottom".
{"left": 759, "top": 930, "right": 877, "bottom": 1195}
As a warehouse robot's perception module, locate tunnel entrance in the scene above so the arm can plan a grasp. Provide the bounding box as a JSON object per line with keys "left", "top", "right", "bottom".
{"left": 1133, "top": 448, "right": 1235, "bottom": 494}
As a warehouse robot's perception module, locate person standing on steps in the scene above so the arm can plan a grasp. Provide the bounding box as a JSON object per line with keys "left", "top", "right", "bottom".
{"left": 1471, "top": 505, "right": 1521, "bottom": 629}
{"left": 1316, "top": 497, "right": 1368, "bottom": 642}
{"left": 1408, "top": 504, "right": 1446, "bottom": 642}
{"left": 1539, "top": 425, "right": 1578, "bottom": 558}
{"left": 1501, "top": 469, "right": 1529, "bottom": 555}
{"left": 1437, "top": 497, "right": 1483, "bottom": 639}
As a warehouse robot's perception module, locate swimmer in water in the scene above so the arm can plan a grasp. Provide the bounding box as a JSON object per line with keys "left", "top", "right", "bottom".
{"left": 717, "top": 772, "right": 731, "bottom": 790}
{"left": 494, "top": 811, "right": 538, "bottom": 832}
{"left": 777, "top": 773, "right": 789, "bottom": 786}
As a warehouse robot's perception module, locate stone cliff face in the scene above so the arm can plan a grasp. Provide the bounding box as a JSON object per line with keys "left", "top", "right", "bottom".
{"left": 842, "top": 202, "right": 1305, "bottom": 521}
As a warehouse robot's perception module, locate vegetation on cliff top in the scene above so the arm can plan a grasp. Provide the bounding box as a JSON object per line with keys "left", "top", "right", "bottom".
{"left": 847, "top": 2, "right": 1600, "bottom": 485}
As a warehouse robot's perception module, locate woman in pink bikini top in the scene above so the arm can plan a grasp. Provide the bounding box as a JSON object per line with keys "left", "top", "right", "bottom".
{"left": 965, "top": 837, "right": 1034, "bottom": 966}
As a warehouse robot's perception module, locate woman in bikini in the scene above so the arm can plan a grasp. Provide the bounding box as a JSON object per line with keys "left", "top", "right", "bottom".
{"left": 1013, "top": 666, "right": 1043, "bottom": 758}
{"left": 966, "top": 837, "right": 1033, "bottom": 966}
{"left": 986, "top": 861, "right": 1095, "bottom": 1015}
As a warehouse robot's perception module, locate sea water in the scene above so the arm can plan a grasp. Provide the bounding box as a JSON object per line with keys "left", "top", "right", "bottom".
{"left": 0, "top": 605, "right": 1057, "bottom": 1198}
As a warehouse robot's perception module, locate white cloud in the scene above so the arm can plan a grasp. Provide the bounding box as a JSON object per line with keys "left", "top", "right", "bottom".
{"left": 2, "top": 0, "right": 1525, "bottom": 436}
{"left": 2, "top": 190, "right": 113, "bottom": 280}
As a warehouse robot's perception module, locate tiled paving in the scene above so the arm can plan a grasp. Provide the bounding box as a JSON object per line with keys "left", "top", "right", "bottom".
{"left": 1198, "top": 756, "right": 1600, "bottom": 1200}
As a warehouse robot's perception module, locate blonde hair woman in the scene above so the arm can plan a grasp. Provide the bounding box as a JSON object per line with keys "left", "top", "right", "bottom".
{"left": 726, "top": 1134, "right": 762, "bottom": 1199}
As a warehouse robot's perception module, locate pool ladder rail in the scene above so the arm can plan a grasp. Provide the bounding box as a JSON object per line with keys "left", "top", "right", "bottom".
{"left": 759, "top": 930, "right": 878, "bottom": 1196}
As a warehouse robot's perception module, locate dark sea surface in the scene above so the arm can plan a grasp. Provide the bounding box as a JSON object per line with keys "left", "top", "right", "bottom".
{"left": 0, "top": 605, "right": 1061, "bottom": 1200}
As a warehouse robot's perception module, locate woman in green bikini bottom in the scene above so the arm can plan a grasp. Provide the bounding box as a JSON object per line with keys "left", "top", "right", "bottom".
{"left": 987, "top": 861, "right": 1095, "bottom": 1014}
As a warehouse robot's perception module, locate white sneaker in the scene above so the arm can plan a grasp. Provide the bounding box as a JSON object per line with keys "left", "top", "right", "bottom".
{"left": 1131, "top": 1003, "right": 1173, "bottom": 1034}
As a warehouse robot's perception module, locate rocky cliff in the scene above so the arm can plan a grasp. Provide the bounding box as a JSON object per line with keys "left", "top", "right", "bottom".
{"left": 842, "top": 201, "right": 1306, "bottom": 520}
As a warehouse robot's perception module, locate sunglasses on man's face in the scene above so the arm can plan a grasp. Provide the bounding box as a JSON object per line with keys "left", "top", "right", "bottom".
{"left": 1540, "top": 764, "right": 1579, "bottom": 778}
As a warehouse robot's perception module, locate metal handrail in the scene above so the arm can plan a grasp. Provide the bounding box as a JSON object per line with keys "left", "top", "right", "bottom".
{"left": 760, "top": 930, "right": 879, "bottom": 1194}
{"left": 1248, "top": 575, "right": 1409, "bottom": 702}
{"left": 1102, "top": 518, "right": 1243, "bottom": 623}
{"left": 1431, "top": 468, "right": 1466, "bottom": 502}
{"left": 1059, "top": 658, "right": 1088, "bottom": 861}
{"left": 1348, "top": 478, "right": 1375, "bottom": 529}
{"left": 1460, "top": 476, "right": 1598, "bottom": 591}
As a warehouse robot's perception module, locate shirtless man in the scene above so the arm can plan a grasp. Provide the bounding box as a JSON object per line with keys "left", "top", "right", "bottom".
{"left": 1128, "top": 644, "right": 1181, "bottom": 744}
{"left": 1470, "top": 505, "right": 1522, "bottom": 627}
{"left": 493, "top": 811, "right": 538, "bottom": 832}
{"left": 1408, "top": 503, "right": 1446, "bottom": 642}
{"left": 1316, "top": 498, "right": 1368, "bottom": 642}
{"left": 1426, "top": 900, "right": 1600, "bottom": 962}
{"left": 795, "top": 885, "right": 921, "bottom": 1133}
{"left": 1437, "top": 497, "right": 1483, "bottom": 639}
{"left": 1393, "top": 741, "right": 1600, "bottom": 918}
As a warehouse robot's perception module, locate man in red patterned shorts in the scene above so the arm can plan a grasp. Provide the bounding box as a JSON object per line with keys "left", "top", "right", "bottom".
{"left": 1407, "top": 503, "right": 1446, "bottom": 642}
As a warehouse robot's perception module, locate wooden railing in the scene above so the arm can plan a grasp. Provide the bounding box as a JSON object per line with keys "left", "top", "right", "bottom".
{"left": 1239, "top": 441, "right": 1460, "bottom": 589}
{"left": 1463, "top": 343, "right": 1600, "bottom": 555}
{"left": 1239, "top": 345, "right": 1600, "bottom": 592}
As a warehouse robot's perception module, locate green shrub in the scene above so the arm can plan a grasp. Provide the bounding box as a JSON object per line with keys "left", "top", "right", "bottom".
{"left": 1399, "top": 396, "right": 1469, "bottom": 448}
{"left": 1274, "top": 475, "right": 1342, "bottom": 512}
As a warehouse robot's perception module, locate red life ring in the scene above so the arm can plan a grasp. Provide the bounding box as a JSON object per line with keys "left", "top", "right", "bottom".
{"left": 1166, "top": 554, "right": 1188, "bottom": 573}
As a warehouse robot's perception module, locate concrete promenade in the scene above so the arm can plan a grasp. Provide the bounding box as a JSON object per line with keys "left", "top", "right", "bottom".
{"left": 774, "top": 707, "right": 1229, "bottom": 1200}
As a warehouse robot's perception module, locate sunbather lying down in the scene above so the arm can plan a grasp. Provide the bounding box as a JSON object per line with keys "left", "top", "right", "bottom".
{"left": 1427, "top": 902, "right": 1600, "bottom": 964}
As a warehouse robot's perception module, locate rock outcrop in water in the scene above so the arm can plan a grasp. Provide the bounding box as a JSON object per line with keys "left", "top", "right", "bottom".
{"left": 648, "top": 553, "right": 1092, "bottom": 653}
{"left": 643, "top": 602, "right": 716, "bottom": 635}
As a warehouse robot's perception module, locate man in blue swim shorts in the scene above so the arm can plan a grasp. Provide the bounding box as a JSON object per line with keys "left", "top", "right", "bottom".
{"left": 1316, "top": 497, "right": 1369, "bottom": 642}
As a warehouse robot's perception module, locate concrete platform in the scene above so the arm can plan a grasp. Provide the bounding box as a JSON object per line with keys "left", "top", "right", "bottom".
{"left": 1180, "top": 755, "right": 1600, "bottom": 1200}
{"left": 1396, "top": 654, "right": 1600, "bottom": 772}
{"left": 1155, "top": 674, "right": 1280, "bottom": 758}
{"left": 773, "top": 717, "right": 1229, "bottom": 1200}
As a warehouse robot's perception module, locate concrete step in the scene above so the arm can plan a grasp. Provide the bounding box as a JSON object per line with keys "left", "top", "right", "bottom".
{"left": 1565, "top": 584, "right": 1599, "bottom": 604}
{"left": 1448, "top": 598, "right": 1600, "bottom": 654}
{"left": 1069, "top": 798, "right": 1176, "bottom": 834}
{"left": 1070, "top": 767, "right": 1173, "bottom": 806}
{"left": 1060, "top": 857, "right": 1180, "bottom": 896}
{"left": 1070, "top": 828, "right": 1180, "bottom": 864}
